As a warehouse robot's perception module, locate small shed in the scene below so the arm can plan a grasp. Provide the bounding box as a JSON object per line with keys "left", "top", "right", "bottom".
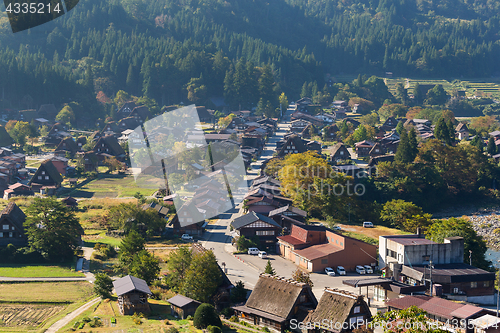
{"left": 167, "top": 295, "right": 201, "bottom": 319}
{"left": 62, "top": 196, "right": 78, "bottom": 207}
{"left": 113, "top": 275, "right": 152, "bottom": 315}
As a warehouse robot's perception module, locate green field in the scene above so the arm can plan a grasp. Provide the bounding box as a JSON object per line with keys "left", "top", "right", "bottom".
{"left": 67, "top": 174, "right": 157, "bottom": 198}
{"left": 83, "top": 231, "right": 122, "bottom": 248}
{"left": 0, "top": 264, "right": 84, "bottom": 278}
{"left": 0, "top": 282, "right": 93, "bottom": 303}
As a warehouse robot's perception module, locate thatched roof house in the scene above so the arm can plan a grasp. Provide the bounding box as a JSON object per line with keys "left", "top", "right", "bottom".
{"left": 302, "top": 288, "right": 371, "bottom": 333}
{"left": 233, "top": 274, "right": 317, "bottom": 332}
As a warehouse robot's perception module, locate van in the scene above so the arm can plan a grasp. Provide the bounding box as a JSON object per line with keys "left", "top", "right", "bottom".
{"left": 247, "top": 248, "right": 259, "bottom": 255}
{"left": 258, "top": 251, "right": 267, "bottom": 259}
{"left": 363, "top": 221, "right": 374, "bottom": 228}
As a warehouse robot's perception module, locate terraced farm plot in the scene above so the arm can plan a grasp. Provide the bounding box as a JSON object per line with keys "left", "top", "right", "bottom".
{"left": 68, "top": 174, "right": 156, "bottom": 198}
{"left": 0, "top": 304, "right": 65, "bottom": 327}
{"left": 0, "top": 282, "right": 94, "bottom": 303}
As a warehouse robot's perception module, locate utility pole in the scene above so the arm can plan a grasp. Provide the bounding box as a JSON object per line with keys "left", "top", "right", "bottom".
{"left": 429, "top": 260, "right": 434, "bottom": 297}
{"left": 497, "top": 268, "right": 499, "bottom": 317}
{"left": 469, "top": 250, "right": 472, "bottom": 266}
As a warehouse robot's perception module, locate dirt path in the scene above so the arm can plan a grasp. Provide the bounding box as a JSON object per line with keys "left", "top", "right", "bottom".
{"left": 44, "top": 297, "right": 100, "bottom": 333}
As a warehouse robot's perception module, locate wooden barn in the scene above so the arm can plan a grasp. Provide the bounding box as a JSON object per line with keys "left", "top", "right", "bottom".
{"left": 113, "top": 275, "right": 152, "bottom": 315}
{"left": 167, "top": 295, "right": 201, "bottom": 319}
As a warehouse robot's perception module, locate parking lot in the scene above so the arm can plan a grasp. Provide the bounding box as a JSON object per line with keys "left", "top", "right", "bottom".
{"left": 237, "top": 252, "right": 383, "bottom": 303}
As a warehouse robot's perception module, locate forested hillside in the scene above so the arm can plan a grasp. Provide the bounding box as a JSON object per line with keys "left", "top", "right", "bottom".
{"left": 1, "top": 0, "right": 500, "bottom": 121}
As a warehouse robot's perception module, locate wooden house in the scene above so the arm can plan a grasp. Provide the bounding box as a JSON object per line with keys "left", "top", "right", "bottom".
{"left": 354, "top": 140, "right": 374, "bottom": 157}
{"left": 233, "top": 273, "right": 317, "bottom": 332}
{"left": 456, "top": 122, "right": 470, "bottom": 141}
{"left": 116, "top": 101, "right": 137, "bottom": 119}
{"left": 167, "top": 295, "right": 201, "bottom": 319}
{"left": 302, "top": 288, "right": 372, "bottom": 333}
{"left": 3, "top": 183, "right": 33, "bottom": 200}
{"left": 94, "top": 135, "right": 126, "bottom": 161}
{"left": 328, "top": 143, "right": 350, "bottom": 163}
{"left": 62, "top": 196, "right": 78, "bottom": 208}
{"left": 169, "top": 200, "right": 207, "bottom": 235}
{"left": 130, "top": 106, "right": 151, "bottom": 123}
{"left": 54, "top": 137, "right": 78, "bottom": 157}
{"left": 37, "top": 104, "right": 58, "bottom": 120}
{"left": 231, "top": 211, "right": 282, "bottom": 250}
{"left": 28, "top": 160, "right": 63, "bottom": 193}
{"left": 0, "top": 202, "right": 27, "bottom": 247}
{"left": 113, "top": 275, "right": 152, "bottom": 315}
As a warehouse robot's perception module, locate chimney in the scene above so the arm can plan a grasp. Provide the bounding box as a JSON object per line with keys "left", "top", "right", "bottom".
{"left": 416, "top": 227, "right": 422, "bottom": 237}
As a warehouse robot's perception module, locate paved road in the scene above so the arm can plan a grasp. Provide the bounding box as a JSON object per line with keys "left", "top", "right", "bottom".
{"left": 45, "top": 297, "right": 101, "bottom": 333}
{"left": 200, "top": 111, "right": 386, "bottom": 305}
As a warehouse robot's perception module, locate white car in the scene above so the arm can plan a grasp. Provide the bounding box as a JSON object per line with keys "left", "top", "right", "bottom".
{"left": 247, "top": 247, "right": 260, "bottom": 255}
{"left": 336, "top": 266, "right": 346, "bottom": 275}
{"left": 325, "top": 267, "right": 336, "bottom": 276}
{"left": 364, "top": 265, "right": 374, "bottom": 274}
{"left": 181, "top": 234, "right": 193, "bottom": 241}
{"left": 356, "top": 265, "right": 366, "bottom": 274}
{"left": 363, "top": 222, "right": 374, "bottom": 228}
{"left": 258, "top": 251, "right": 268, "bottom": 259}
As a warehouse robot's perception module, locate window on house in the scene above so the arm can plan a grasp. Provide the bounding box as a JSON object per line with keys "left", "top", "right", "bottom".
{"left": 484, "top": 281, "right": 490, "bottom": 287}
{"left": 38, "top": 176, "right": 42, "bottom": 180}
{"left": 471, "top": 282, "right": 477, "bottom": 288}
{"left": 453, "top": 287, "right": 459, "bottom": 294}
{"left": 8, "top": 232, "right": 12, "bottom": 238}
{"left": 41, "top": 171, "right": 45, "bottom": 175}
{"left": 2, "top": 225, "right": 8, "bottom": 230}
{"left": 353, "top": 306, "right": 361, "bottom": 314}
{"left": 321, "top": 259, "right": 328, "bottom": 265}
{"left": 299, "top": 295, "right": 306, "bottom": 303}
{"left": 45, "top": 176, "right": 49, "bottom": 180}
{"left": 256, "top": 230, "right": 274, "bottom": 236}
{"left": 186, "top": 218, "right": 192, "bottom": 223}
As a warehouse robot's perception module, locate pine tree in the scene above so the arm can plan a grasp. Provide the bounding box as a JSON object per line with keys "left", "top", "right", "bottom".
{"left": 264, "top": 260, "right": 275, "bottom": 275}
{"left": 395, "top": 121, "right": 404, "bottom": 135}
{"left": 395, "top": 129, "right": 413, "bottom": 163}
{"left": 487, "top": 136, "right": 497, "bottom": 155}
{"left": 434, "top": 117, "right": 451, "bottom": 145}
{"left": 446, "top": 120, "right": 455, "bottom": 145}
{"left": 471, "top": 136, "right": 484, "bottom": 151}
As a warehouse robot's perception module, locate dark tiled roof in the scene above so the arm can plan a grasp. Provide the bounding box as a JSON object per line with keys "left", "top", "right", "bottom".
{"left": 113, "top": 275, "right": 152, "bottom": 296}
{"left": 28, "top": 160, "right": 63, "bottom": 185}
{"left": 167, "top": 295, "right": 200, "bottom": 308}
{"left": 231, "top": 211, "right": 281, "bottom": 229}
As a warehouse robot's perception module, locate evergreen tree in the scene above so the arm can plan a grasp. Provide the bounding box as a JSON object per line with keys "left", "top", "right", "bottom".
{"left": 408, "top": 127, "right": 418, "bottom": 161}
{"left": 395, "top": 83, "right": 408, "bottom": 105}
{"left": 446, "top": 120, "right": 456, "bottom": 145}
{"left": 471, "top": 136, "right": 484, "bottom": 151}
{"left": 413, "top": 83, "right": 421, "bottom": 105}
{"left": 434, "top": 117, "right": 452, "bottom": 145}
{"left": 301, "top": 82, "right": 309, "bottom": 98}
{"left": 487, "top": 136, "right": 497, "bottom": 155}
{"left": 264, "top": 260, "right": 275, "bottom": 275}
{"left": 395, "top": 129, "right": 413, "bottom": 163}
{"left": 395, "top": 121, "right": 404, "bottom": 135}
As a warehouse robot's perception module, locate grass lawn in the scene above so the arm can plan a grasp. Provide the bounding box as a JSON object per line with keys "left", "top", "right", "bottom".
{"left": 0, "top": 281, "right": 94, "bottom": 303}
{"left": 83, "top": 232, "right": 122, "bottom": 248}
{"left": 0, "top": 263, "right": 84, "bottom": 278}
{"left": 68, "top": 174, "right": 157, "bottom": 199}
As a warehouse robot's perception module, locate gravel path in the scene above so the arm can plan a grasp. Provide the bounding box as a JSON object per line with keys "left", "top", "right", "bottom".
{"left": 44, "top": 297, "right": 101, "bottom": 333}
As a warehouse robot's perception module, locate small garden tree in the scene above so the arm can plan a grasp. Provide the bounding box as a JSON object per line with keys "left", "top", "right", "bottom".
{"left": 292, "top": 268, "right": 314, "bottom": 287}
{"left": 94, "top": 272, "right": 113, "bottom": 298}
{"left": 193, "top": 303, "right": 222, "bottom": 329}
{"left": 264, "top": 260, "right": 275, "bottom": 275}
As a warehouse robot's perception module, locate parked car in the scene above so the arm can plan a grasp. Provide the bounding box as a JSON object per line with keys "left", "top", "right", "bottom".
{"left": 336, "top": 266, "right": 346, "bottom": 275}
{"left": 181, "top": 234, "right": 193, "bottom": 241}
{"left": 364, "top": 265, "right": 373, "bottom": 274}
{"left": 356, "top": 265, "right": 366, "bottom": 274}
{"left": 325, "top": 267, "right": 336, "bottom": 276}
{"left": 363, "top": 221, "right": 374, "bottom": 228}
{"left": 248, "top": 247, "right": 260, "bottom": 255}
{"left": 333, "top": 225, "right": 341, "bottom": 231}
{"left": 258, "top": 251, "right": 267, "bottom": 259}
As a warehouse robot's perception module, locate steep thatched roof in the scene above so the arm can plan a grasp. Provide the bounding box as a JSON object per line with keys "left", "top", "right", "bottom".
{"left": 0, "top": 202, "right": 26, "bottom": 231}
{"left": 245, "top": 274, "right": 316, "bottom": 320}
{"left": 28, "top": 160, "right": 63, "bottom": 185}
{"left": 304, "top": 288, "right": 369, "bottom": 330}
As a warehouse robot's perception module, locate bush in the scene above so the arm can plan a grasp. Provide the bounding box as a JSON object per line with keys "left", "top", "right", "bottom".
{"left": 193, "top": 303, "right": 222, "bottom": 329}
{"left": 220, "top": 307, "right": 234, "bottom": 318}
{"left": 151, "top": 289, "right": 162, "bottom": 300}
{"left": 82, "top": 316, "right": 92, "bottom": 323}
{"left": 262, "top": 327, "right": 270, "bottom": 333}
{"left": 186, "top": 315, "right": 193, "bottom": 320}
{"left": 229, "top": 316, "right": 239, "bottom": 323}
{"left": 208, "top": 325, "right": 222, "bottom": 333}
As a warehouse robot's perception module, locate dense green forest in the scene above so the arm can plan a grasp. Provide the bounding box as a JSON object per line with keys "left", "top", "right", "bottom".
{"left": 1, "top": 0, "right": 500, "bottom": 123}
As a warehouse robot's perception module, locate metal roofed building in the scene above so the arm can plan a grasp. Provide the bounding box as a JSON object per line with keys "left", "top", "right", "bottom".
{"left": 167, "top": 295, "right": 201, "bottom": 319}
{"left": 113, "top": 275, "right": 152, "bottom": 315}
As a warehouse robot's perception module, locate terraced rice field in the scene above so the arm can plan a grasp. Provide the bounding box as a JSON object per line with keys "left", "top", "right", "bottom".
{"left": 0, "top": 304, "right": 65, "bottom": 327}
